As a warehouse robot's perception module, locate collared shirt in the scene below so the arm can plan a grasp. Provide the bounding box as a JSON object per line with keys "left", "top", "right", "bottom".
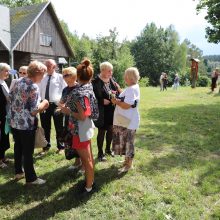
{"left": 39, "top": 71, "right": 67, "bottom": 103}
{"left": 9, "top": 77, "right": 40, "bottom": 130}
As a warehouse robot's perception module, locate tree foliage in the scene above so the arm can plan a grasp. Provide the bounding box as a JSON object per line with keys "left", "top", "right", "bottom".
{"left": 196, "top": 0, "right": 220, "bottom": 43}
{"left": 131, "top": 23, "right": 188, "bottom": 85}
{"left": 0, "top": 0, "right": 45, "bottom": 7}
{"left": 92, "top": 28, "right": 135, "bottom": 86}
{"left": 0, "top": 0, "right": 209, "bottom": 87}
{"left": 60, "top": 24, "right": 134, "bottom": 86}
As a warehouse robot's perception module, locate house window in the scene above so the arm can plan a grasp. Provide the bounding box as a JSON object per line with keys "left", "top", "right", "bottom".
{"left": 40, "top": 33, "right": 52, "bottom": 47}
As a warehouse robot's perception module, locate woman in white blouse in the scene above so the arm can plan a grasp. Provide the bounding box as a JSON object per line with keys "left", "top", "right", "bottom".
{"left": 111, "top": 67, "right": 140, "bottom": 173}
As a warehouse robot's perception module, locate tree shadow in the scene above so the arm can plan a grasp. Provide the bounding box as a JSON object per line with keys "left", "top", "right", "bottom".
{"left": 10, "top": 165, "right": 126, "bottom": 220}
{"left": 0, "top": 164, "right": 77, "bottom": 205}
{"left": 0, "top": 150, "right": 66, "bottom": 185}
{"left": 136, "top": 103, "right": 220, "bottom": 192}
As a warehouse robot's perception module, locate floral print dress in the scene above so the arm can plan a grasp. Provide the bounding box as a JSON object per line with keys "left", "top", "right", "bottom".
{"left": 9, "top": 77, "right": 40, "bottom": 130}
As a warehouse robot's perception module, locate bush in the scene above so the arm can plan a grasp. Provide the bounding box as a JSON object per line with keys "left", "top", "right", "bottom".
{"left": 196, "top": 75, "right": 210, "bottom": 87}
{"left": 139, "top": 77, "right": 150, "bottom": 87}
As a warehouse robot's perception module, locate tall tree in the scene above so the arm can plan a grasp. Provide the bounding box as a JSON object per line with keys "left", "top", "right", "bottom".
{"left": 196, "top": 0, "right": 220, "bottom": 43}
{"left": 60, "top": 20, "right": 94, "bottom": 65}
{"left": 93, "top": 28, "right": 134, "bottom": 86}
{"left": 131, "top": 23, "right": 184, "bottom": 85}
{"left": 0, "top": 0, "right": 45, "bottom": 7}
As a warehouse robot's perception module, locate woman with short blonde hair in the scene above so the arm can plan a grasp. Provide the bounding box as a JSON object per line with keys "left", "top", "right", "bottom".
{"left": 124, "top": 67, "right": 140, "bottom": 84}
{"left": 111, "top": 67, "right": 140, "bottom": 173}
{"left": 92, "top": 61, "right": 121, "bottom": 161}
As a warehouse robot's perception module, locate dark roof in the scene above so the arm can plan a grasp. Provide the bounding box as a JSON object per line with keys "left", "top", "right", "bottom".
{"left": 10, "top": 2, "right": 48, "bottom": 49}
{"left": 4, "top": 1, "right": 74, "bottom": 57}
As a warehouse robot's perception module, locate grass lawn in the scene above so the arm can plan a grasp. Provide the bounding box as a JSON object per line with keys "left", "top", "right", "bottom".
{"left": 1, "top": 87, "right": 220, "bottom": 220}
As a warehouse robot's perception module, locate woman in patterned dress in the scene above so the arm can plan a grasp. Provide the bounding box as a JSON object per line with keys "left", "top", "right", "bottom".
{"left": 9, "top": 61, "right": 49, "bottom": 184}
{"left": 111, "top": 67, "right": 140, "bottom": 173}
{"left": 60, "top": 59, "right": 98, "bottom": 194}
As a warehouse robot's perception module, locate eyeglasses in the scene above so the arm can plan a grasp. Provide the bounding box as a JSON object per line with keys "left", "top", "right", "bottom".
{"left": 63, "top": 74, "right": 72, "bottom": 78}
{"left": 19, "top": 72, "right": 27, "bottom": 75}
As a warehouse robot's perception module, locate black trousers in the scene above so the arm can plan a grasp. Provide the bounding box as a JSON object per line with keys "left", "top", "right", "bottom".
{"left": 97, "top": 126, "right": 113, "bottom": 157}
{"left": 0, "top": 117, "right": 10, "bottom": 160}
{"left": 40, "top": 103, "right": 64, "bottom": 150}
{"left": 12, "top": 128, "right": 37, "bottom": 182}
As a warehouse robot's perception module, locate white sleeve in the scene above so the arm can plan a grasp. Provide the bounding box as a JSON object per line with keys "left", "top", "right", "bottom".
{"left": 124, "top": 88, "right": 136, "bottom": 105}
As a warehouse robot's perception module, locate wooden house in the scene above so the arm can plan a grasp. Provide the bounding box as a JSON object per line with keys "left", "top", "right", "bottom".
{"left": 0, "top": 1, "right": 74, "bottom": 71}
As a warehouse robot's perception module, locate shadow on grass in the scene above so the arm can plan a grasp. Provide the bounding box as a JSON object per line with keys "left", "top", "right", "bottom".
{"left": 11, "top": 165, "right": 125, "bottom": 220}
{"left": 0, "top": 162, "right": 125, "bottom": 220}
{"left": 136, "top": 103, "right": 220, "bottom": 192}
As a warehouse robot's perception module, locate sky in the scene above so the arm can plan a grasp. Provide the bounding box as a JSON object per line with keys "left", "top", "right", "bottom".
{"left": 51, "top": 0, "right": 220, "bottom": 55}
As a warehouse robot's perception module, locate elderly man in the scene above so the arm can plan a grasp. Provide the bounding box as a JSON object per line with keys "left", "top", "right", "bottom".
{"left": 39, "top": 59, "right": 67, "bottom": 154}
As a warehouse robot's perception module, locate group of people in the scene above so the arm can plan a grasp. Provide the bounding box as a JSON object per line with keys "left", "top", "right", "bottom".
{"left": 0, "top": 59, "right": 140, "bottom": 194}
{"left": 159, "top": 72, "right": 180, "bottom": 91}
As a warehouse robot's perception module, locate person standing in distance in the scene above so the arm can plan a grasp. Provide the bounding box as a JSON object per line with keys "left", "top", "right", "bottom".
{"left": 39, "top": 59, "right": 67, "bottom": 154}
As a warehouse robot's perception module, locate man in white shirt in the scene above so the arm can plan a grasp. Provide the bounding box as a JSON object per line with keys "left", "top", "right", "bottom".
{"left": 39, "top": 59, "right": 67, "bottom": 154}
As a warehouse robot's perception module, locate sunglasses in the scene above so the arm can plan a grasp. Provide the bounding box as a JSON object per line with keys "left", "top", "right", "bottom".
{"left": 63, "top": 74, "right": 72, "bottom": 78}
{"left": 19, "top": 72, "right": 27, "bottom": 75}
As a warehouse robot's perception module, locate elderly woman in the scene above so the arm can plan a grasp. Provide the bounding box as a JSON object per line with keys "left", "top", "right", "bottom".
{"left": 58, "top": 67, "right": 82, "bottom": 171}
{"left": 111, "top": 67, "right": 140, "bottom": 173}
{"left": 10, "top": 66, "right": 28, "bottom": 90}
{"left": 9, "top": 61, "right": 49, "bottom": 184}
{"left": 0, "top": 63, "right": 11, "bottom": 168}
{"left": 92, "top": 62, "right": 121, "bottom": 161}
{"left": 60, "top": 59, "right": 98, "bottom": 194}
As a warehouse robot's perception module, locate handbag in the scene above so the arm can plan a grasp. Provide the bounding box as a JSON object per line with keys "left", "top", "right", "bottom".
{"left": 61, "top": 129, "right": 79, "bottom": 160}
{"left": 114, "top": 113, "right": 131, "bottom": 128}
{"left": 65, "top": 146, "right": 79, "bottom": 160}
{"left": 78, "top": 117, "right": 95, "bottom": 142}
{"left": 34, "top": 127, "right": 48, "bottom": 148}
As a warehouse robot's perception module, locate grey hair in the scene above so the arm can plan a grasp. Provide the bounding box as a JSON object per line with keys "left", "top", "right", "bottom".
{"left": 0, "top": 63, "right": 11, "bottom": 72}
{"left": 124, "top": 67, "right": 140, "bottom": 84}
{"left": 100, "top": 61, "right": 113, "bottom": 72}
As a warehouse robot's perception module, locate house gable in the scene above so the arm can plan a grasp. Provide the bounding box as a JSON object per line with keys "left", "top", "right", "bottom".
{"left": 14, "top": 6, "right": 72, "bottom": 57}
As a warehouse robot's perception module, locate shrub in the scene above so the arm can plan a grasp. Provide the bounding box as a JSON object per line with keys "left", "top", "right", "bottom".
{"left": 196, "top": 75, "right": 210, "bottom": 87}
{"left": 139, "top": 77, "right": 150, "bottom": 87}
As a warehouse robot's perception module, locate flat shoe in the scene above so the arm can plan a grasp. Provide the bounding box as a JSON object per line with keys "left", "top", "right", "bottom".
{"left": 14, "top": 173, "right": 25, "bottom": 181}
{"left": 26, "top": 178, "right": 46, "bottom": 185}
{"left": 118, "top": 165, "right": 133, "bottom": 174}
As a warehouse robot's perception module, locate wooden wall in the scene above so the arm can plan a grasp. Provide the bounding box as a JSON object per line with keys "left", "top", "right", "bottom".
{"left": 15, "top": 8, "right": 70, "bottom": 57}
{"left": 14, "top": 51, "right": 30, "bottom": 70}
{"left": 0, "top": 51, "right": 9, "bottom": 63}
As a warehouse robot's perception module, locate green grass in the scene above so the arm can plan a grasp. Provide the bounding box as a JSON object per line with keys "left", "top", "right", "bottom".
{"left": 1, "top": 87, "right": 220, "bottom": 220}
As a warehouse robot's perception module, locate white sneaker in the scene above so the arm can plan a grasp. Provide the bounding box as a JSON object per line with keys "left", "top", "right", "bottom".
{"left": 27, "top": 178, "right": 46, "bottom": 185}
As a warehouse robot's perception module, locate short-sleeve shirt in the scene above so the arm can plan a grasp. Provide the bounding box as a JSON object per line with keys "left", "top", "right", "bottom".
{"left": 113, "top": 84, "right": 140, "bottom": 130}
{"left": 9, "top": 77, "right": 40, "bottom": 130}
